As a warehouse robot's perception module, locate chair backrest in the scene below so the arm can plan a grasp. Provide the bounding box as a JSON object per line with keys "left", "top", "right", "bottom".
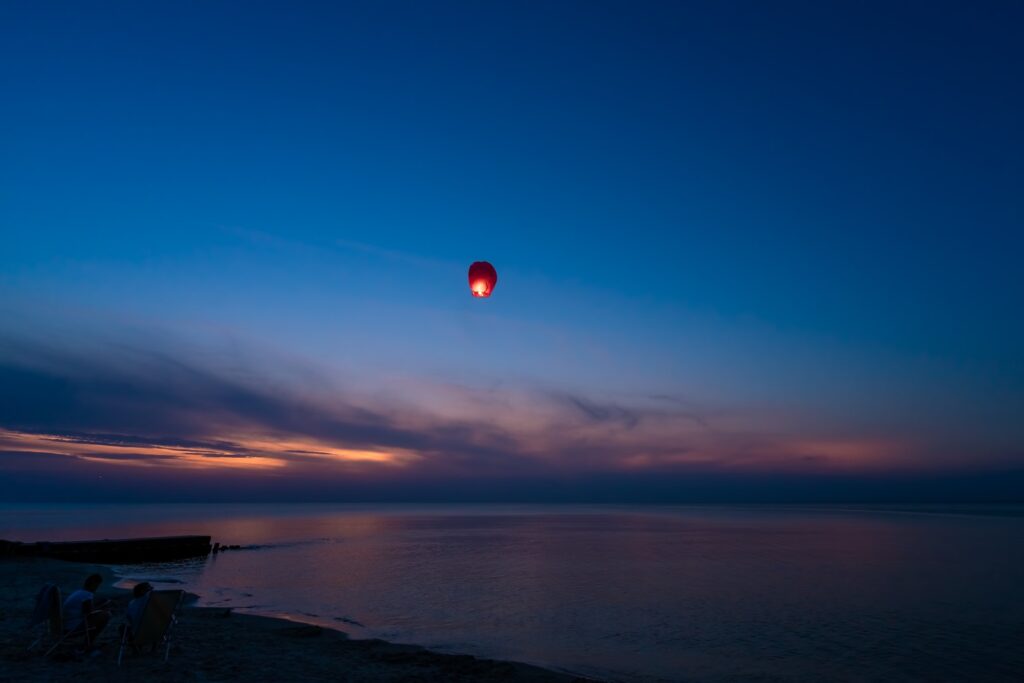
{"left": 29, "top": 584, "right": 63, "bottom": 637}
{"left": 132, "top": 590, "right": 183, "bottom": 646}
{"left": 29, "top": 584, "right": 55, "bottom": 629}
{"left": 47, "top": 586, "right": 64, "bottom": 638}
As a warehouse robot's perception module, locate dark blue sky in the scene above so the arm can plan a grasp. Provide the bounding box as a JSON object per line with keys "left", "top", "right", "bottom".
{"left": 1, "top": 1, "right": 1022, "bottom": 501}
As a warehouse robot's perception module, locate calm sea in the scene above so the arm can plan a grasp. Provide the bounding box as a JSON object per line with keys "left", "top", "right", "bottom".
{"left": 3, "top": 503, "right": 1023, "bottom": 682}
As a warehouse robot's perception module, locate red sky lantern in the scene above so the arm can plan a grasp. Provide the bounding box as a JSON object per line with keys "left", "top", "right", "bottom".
{"left": 468, "top": 261, "right": 498, "bottom": 298}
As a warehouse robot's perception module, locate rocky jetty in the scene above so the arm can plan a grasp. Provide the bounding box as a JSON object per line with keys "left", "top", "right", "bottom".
{"left": 0, "top": 535, "right": 212, "bottom": 563}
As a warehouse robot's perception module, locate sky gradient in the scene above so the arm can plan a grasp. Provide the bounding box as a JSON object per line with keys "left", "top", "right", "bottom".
{"left": 2, "top": 1, "right": 1023, "bottom": 501}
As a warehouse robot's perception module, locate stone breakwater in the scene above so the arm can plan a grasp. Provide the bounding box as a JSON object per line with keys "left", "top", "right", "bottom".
{"left": 0, "top": 535, "right": 213, "bottom": 563}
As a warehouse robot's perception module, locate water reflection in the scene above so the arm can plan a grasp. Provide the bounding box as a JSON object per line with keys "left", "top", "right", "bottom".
{"left": 3, "top": 504, "right": 1024, "bottom": 681}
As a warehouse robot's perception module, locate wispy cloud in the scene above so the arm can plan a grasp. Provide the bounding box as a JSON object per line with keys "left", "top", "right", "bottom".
{"left": 0, "top": 330, "right": 972, "bottom": 500}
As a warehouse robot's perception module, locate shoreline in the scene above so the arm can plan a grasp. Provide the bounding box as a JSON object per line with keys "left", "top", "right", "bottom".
{"left": 1, "top": 557, "right": 597, "bottom": 682}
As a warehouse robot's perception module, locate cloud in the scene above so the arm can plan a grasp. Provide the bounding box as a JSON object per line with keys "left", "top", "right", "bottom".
{"left": 555, "top": 392, "right": 641, "bottom": 428}
{"left": 0, "top": 336, "right": 532, "bottom": 471}
{"left": 1, "top": 329, "right": 1008, "bottom": 504}
{"left": 0, "top": 333, "right": 719, "bottom": 476}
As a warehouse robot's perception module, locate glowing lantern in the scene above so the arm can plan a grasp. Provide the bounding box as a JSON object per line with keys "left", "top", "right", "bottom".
{"left": 468, "top": 261, "right": 498, "bottom": 298}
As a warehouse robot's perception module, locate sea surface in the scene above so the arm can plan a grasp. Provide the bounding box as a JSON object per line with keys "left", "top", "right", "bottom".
{"left": 3, "top": 503, "right": 1023, "bottom": 682}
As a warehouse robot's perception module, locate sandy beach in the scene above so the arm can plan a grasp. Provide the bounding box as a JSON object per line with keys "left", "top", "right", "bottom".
{"left": 0, "top": 557, "right": 592, "bottom": 683}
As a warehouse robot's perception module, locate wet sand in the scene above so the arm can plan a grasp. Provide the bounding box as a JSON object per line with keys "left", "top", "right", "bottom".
{"left": 0, "top": 557, "right": 594, "bottom": 682}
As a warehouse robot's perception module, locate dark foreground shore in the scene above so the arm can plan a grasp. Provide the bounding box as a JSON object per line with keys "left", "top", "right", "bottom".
{"left": 0, "top": 558, "right": 593, "bottom": 683}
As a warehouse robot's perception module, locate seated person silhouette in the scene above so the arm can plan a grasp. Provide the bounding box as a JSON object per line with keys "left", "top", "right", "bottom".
{"left": 126, "top": 582, "right": 153, "bottom": 635}
{"left": 62, "top": 573, "right": 111, "bottom": 648}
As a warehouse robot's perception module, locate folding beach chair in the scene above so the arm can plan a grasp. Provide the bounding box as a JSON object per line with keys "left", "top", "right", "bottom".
{"left": 26, "top": 583, "right": 62, "bottom": 653}
{"left": 118, "top": 589, "right": 184, "bottom": 666}
{"left": 27, "top": 583, "right": 98, "bottom": 657}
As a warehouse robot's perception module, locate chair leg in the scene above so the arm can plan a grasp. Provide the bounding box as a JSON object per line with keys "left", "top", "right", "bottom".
{"left": 118, "top": 625, "right": 129, "bottom": 666}
{"left": 163, "top": 614, "right": 178, "bottom": 662}
{"left": 43, "top": 631, "right": 72, "bottom": 659}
